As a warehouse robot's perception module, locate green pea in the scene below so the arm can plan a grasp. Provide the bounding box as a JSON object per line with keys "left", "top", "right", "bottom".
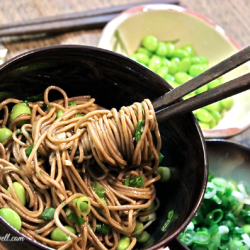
{"left": 209, "top": 117, "right": 217, "bottom": 128}
{"left": 165, "top": 42, "right": 175, "bottom": 58}
{"left": 141, "top": 35, "right": 158, "bottom": 52}
{"left": 51, "top": 226, "right": 76, "bottom": 241}
{"left": 220, "top": 97, "right": 234, "bottom": 110}
{"left": 183, "top": 91, "right": 196, "bottom": 100}
{"left": 164, "top": 74, "right": 175, "bottom": 82}
{"left": 0, "top": 208, "right": 22, "bottom": 231}
{"left": 134, "top": 53, "right": 150, "bottom": 66}
{"left": 210, "top": 110, "right": 221, "bottom": 124}
{"left": 156, "top": 66, "right": 168, "bottom": 78}
{"left": 116, "top": 236, "right": 130, "bottom": 250}
{"left": 191, "top": 56, "right": 209, "bottom": 65}
{"left": 182, "top": 44, "right": 195, "bottom": 57}
{"left": 136, "top": 47, "right": 153, "bottom": 57}
{"left": 79, "top": 201, "right": 88, "bottom": 212}
{"left": 56, "top": 110, "right": 64, "bottom": 119}
{"left": 189, "top": 64, "right": 208, "bottom": 77}
{"left": 130, "top": 54, "right": 138, "bottom": 62}
{"left": 137, "top": 231, "right": 150, "bottom": 243}
{"left": 168, "top": 61, "right": 179, "bottom": 75}
{"left": 179, "top": 57, "right": 192, "bottom": 73}
{"left": 172, "top": 48, "right": 189, "bottom": 59}
{"left": 74, "top": 113, "right": 82, "bottom": 118}
{"left": 133, "top": 221, "right": 143, "bottom": 236}
{"left": 157, "top": 166, "right": 171, "bottom": 182}
{"left": 162, "top": 58, "right": 171, "bottom": 67}
{"left": 10, "top": 102, "right": 31, "bottom": 126}
{"left": 148, "top": 55, "right": 162, "bottom": 72}
{"left": 198, "top": 122, "right": 210, "bottom": 130}
{"left": 204, "top": 102, "right": 222, "bottom": 112}
{"left": 155, "top": 42, "right": 168, "bottom": 56}
{"left": 171, "top": 57, "right": 180, "bottom": 65}
{"left": 195, "top": 84, "right": 208, "bottom": 95}
{"left": 195, "top": 108, "right": 213, "bottom": 123}
{"left": 208, "top": 79, "right": 221, "bottom": 89}
{"left": 0, "top": 128, "right": 13, "bottom": 143}
{"left": 174, "top": 72, "right": 190, "bottom": 84}
{"left": 7, "top": 182, "right": 26, "bottom": 206}
{"left": 169, "top": 81, "right": 181, "bottom": 89}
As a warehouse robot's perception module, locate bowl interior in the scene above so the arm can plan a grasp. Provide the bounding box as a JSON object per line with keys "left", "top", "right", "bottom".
{"left": 98, "top": 4, "right": 250, "bottom": 138}
{"left": 0, "top": 45, "right": 207, "bottom": 250}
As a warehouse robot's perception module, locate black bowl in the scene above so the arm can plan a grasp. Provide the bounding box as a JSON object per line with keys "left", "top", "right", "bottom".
{"left": 0, "top": 45, "right": 208, "bottom": 250}
{"left": 177, "top": 139, "right": 250, "bottom": 249}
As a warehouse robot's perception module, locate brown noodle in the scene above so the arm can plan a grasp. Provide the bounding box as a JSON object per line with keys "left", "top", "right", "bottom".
{"left": 0, "top": 86, "right": 161, "bottom": 250}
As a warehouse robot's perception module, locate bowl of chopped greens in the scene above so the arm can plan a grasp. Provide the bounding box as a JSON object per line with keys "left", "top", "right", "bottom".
{"left": 177, "top": 139, "right": 250, "bottom": 250}
{"left": 98, "top": 4, "right": 250, "bottom": 138}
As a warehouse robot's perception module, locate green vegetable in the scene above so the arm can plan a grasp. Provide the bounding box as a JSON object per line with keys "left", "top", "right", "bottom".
{"left": 133, "top": 221, "right": 143, "bottom": 236}
{"left": 96, "top": 222, "right": 110, "bottom": 235}
{"left": 179, "top": 174, "right": 250, "bottom": 250}
{"left": 74, "top": 113, "right": 82, "bottom": 118}
{"left": 68, "top": 101, "right": 76, "bottom": 107}
{"left": 56, "top": 110, "right": 64, "bottom": 119}
{"left": 40, "top": 207, "right": 56, "bottom": 220}
{"left": 141, "top": 35, "right": 158, "bottom": 52}
{"left": 135, "top": 120, "right": 145, "bottom": 142}
{"left": 0, "top": 208, "right": 22, "bottom": 231}
{"left": 137, "top": 231, "right": 150, "bottom": 243}
{"left": 73, "top": 196, "right": 91, "bottom": 216}
{"left": 7, "top": 182, "right": 26, "bottom": 206}
{"left": 157, "top": 166, "right": 171, "bottom": 182}
{"left": 128, "top": 36, "right": 233, "bottom": 129}
{"left": 116, "top": 236, "right": 130, "bottom": 250}
{"left": 26, "top": 92, "right": 44, "bottom": 101}
{"left": 125, "top": 175, "right": 144, "bottom": 188}
{"left": 92, "top": 181, "right": 106, "bottom": 198}
{"left": 50, "top": 226, "right": 76, "bottom": 241}
{"left": 9, "top": 102, "right": 31, "bottom": 126}
{"left": 25, "top": 145, "right": 40, "bottom": 156}
{"left": 161, "top": 210, "right": 177, "bottom": 232}
{"left": 0, "top": 128, "right": 12, "bottom": 142}
{"left": 66, "top": 212, "right": 86, "bottom": 226}
{"left": 158, "top": 152, "right": 164, "bottom": 164}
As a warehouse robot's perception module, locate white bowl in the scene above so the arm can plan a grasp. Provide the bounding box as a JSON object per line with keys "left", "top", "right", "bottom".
{"left": 98, "top": 4, "right": 250, "bottom": 138}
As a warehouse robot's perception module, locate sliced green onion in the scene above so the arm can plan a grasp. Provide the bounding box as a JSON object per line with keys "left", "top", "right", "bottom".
{"left": 135, "top": 120, "right": 145, "bottom": 142}
{"left": 92, "top": 181, "right": 106, "bottom": 198}
{"left": 158, "top": 152, "right": 164, "bottom": 164}
{"left": 26, "top": 92, "right": 44, "bottom": 101}
{"left": 126, "top": 175, "right": 145, "bottom": 188}
{"left": 193, "top": 231, "right": 211, "bottom": 246}
{"left": 96, "top": 223, "right": 110, "bottom": 235}
{"left": 25, "top": 145, "right": 40, "bottom": 156}
{"left": 66, "top": 212, "right": 86, "bottom": 226}
{"left": 69, "top": 101, "right": 76, "bottom": 107}
{"left": 40, "top": 207, "right": 56, "bottom": 220}
{"left": 73, "top": 196, "right": 91, "bottom": 216}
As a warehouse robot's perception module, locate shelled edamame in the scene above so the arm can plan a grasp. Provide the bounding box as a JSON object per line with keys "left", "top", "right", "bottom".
{"left": 130, "top": 35, "right": 234, "bottom": 129}
{"left": 178, "top": 174, "right": 250, "bottom": 250}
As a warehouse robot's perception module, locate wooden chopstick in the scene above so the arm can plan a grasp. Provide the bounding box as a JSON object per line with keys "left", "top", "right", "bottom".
{"left": 0, "top": 0, "right": 179, "bottom": 37}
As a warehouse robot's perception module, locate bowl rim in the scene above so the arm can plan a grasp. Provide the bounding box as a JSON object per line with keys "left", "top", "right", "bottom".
{"left": 98, "top": 4, "right": 250, "bottom": 139}
{"left": 0, "top": 44, "right": 208, "bottom": 250}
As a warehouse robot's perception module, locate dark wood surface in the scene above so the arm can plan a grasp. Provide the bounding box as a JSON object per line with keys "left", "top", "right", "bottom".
{"left": 0, "top": 0, "right": 249, "bottom": 147}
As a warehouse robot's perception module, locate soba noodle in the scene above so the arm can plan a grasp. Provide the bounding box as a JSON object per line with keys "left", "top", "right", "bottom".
{"left": 0, "top": 86, "right": 162, "bottom": 250}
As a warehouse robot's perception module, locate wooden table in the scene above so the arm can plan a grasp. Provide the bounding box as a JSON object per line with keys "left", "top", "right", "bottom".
{"left": 0, "top": 0, "right": 250, "bottom": 147}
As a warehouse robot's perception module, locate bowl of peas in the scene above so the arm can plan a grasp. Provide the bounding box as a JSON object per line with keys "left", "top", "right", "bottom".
{"left": 98, "top": 4, "right": 250, "bottom": 138}
{"left": 177, "top": 139, "right": 250, "bottom": 250}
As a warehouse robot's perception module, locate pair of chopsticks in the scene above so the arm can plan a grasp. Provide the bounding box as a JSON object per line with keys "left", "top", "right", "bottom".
{"left": 154, "top": 46, "right": 250, "bottom": 123}
{"left": 0, "top": 0, "right": 179, "bottom": 37}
